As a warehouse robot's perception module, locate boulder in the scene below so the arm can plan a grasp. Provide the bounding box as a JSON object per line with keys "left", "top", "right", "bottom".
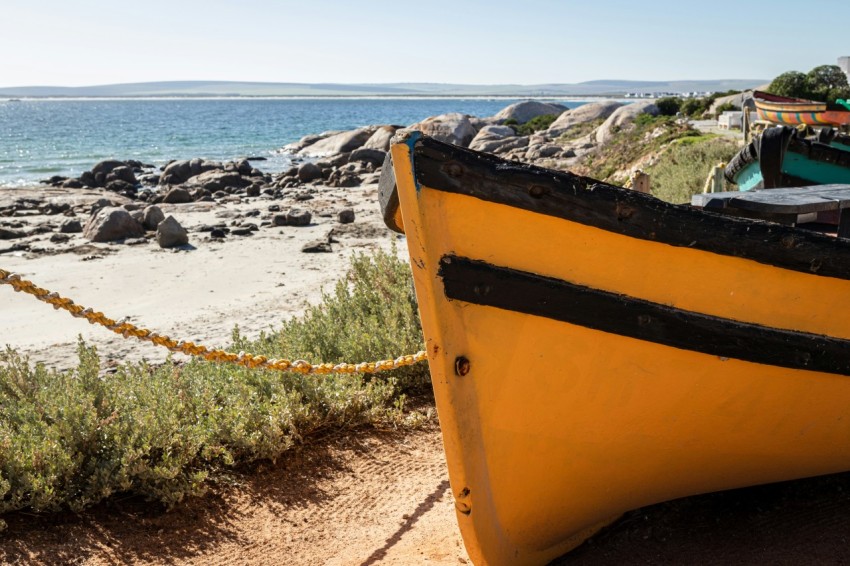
{"left": 162, "top": 187, "right": 194, "bottom": 204}
{"left": 62, "top": 178, "right": 84, "bottom": 189}
{"left": 59, "top": 219, "right": 83, "bottom": 233}
{"left": 349, "top": 148, "right": 386, "bottom": 167}
{"left": 156, "top": 216, "right": 189, "bottom": 248}
{"left": 0, "top": 227, "right": 26, "bottom": 240}
{"left": 283, "top": 131, "right": 343, "bottom": 153}
{"left": 337, "top": 209, "right": 355, "bottom": 224}
{"left": 297, "top": 162, "right": 323, "bottom": 183}
{"left": 91, "top": 160, "right": 128, "bottom": 178}
{"left": 299, "top": 127, "right": 376, "bottom": 156}
{"left": 493, "top": 101, "right": 568, "bottom": 124}
{"left": 468, "top": 125, "right": 521, "bottom": 152}
{"left": 83, "top": 207, "right": 145, "bottom": 242}
{"left": 106, "top": 166, "right": 138, "bottom": 186}
{"left": 105, "top": 179, "right": 137, "bottom": 195}
{"left": 302, "top": 240, "right": 333, "bottom": 253}
{"left": 186, "top": 170, "right": 248, "bottom": 192}
{"left": 142, "top": 205, "right": 165, "bottom": 230}
{"left": 525, "top": 143, "right": 565, "bottom": 160}
{"left": 407, "top": 113, "right": 477, "bottom": 147}
{"left": 546, "top": 101, "right": 624, "bottom": 137}
{"left": 286, "top": 208, "right": 312, "bottom": 226}
{"left": 362, "top": 126, "right": 400, "bottom": 151}
{"left": 596, "top": 101, "right": 660, "bottom": 144}
{"left": 160, "top": 158, "right": 220, "bottom": 185}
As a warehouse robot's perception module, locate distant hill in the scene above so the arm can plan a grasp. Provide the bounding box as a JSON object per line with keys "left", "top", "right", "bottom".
{"left": 0, "top": 79, "right": 766, "bottom": 98}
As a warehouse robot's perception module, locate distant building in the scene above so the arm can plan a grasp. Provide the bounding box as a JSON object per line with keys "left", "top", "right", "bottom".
{"left": 839, "top": 56, "right": 850, "bottom": 83}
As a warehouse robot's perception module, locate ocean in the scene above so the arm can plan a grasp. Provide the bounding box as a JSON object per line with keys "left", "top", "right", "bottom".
{"left": 0, "top": 97, "right": 590, "bottom": 188}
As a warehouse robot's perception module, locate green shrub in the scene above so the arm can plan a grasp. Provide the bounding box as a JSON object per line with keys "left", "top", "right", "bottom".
{"left": 655, "top": 96, "right": 682, "bottom": 116}
{"left": 648, "top": 137, "right": 741, "bottom": 203}
{"left": 514, "top": 113, "right": 559, "bottom": 135}
{"left": 0, "top": 248, "right": 427, "bottom": 526}
{"left": 714, "top": 102, "right": 737, "bottom": 116}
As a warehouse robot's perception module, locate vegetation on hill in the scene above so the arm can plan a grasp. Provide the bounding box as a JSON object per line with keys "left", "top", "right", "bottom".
{"left": 504, "top": 114, "right": 560, "bottom": 135}
{"left": 0, "top": 249, "right": 428, "bottom": 528}
{"left": 572, "top": 115, "right": 741, "bottom": 203}
{"left": 767, "top": 65, "right": 850, "bottom": 109}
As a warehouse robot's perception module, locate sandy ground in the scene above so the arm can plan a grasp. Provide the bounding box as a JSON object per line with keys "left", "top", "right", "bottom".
{"left": 1, "top": 179, "right": 403, "bottom": 370}
{"left": 0, "top": 423, "right": 471, "bottom": 566}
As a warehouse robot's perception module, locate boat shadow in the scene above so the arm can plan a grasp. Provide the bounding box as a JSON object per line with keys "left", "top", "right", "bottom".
{"left": 553, "top": 470, "right": 850, "bottom": 564}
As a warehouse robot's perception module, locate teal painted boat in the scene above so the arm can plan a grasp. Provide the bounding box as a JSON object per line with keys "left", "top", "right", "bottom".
{"left": 725, "top": 126, "right": 850, "bottom": 191}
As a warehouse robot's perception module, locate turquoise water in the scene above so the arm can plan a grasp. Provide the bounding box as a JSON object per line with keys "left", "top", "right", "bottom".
{"left": 0, "top": 97, "right": 587, "bottom": 187}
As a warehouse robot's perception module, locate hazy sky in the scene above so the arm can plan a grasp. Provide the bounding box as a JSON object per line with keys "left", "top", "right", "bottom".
{"left": 2, "top": 0, "right": 848, "bottom": 87}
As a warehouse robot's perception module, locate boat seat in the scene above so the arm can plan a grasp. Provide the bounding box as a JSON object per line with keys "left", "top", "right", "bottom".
{"left": 692, "top": 184, "right": 850, "bottom": 238}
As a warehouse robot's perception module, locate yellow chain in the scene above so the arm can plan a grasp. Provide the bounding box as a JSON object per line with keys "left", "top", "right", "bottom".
{"left": 0, "top": 268, "right": 428, "bottom": 375}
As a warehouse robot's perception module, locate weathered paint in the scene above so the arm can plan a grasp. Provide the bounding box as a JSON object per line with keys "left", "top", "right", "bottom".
{"left": 390, "top": 134, "right": 850, "bottom": 565}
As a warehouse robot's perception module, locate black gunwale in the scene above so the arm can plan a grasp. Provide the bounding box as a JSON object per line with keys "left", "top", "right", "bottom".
{"left": 439, "top": 255, "right": 850, "bottom": 376}
{"left": 411, "top": 135, "right": 850, "bottom": 280}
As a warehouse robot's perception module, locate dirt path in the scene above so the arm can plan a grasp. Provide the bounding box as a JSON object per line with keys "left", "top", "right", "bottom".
{"left": 0, "top": 423, "right": 469, "bottom": 566}
{"left": 5, "top": 416, "right": 850, "bottom": 565}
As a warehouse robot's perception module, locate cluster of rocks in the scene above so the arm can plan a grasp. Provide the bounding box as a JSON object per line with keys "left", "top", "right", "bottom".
{"left": 281, "top": 99, "right": 661, "bottom": 175}
{"left": 8, "top": 98, "right": 664, "bottom": 255}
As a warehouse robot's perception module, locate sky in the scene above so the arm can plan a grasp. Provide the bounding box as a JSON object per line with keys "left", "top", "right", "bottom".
{"left": 2, "top": 0, "right": 849, "bottom": 87}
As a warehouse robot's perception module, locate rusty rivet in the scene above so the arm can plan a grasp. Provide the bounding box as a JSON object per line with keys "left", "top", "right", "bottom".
{"left": 455, "top": 356, "right": 470, "bottom": 376}
{"left": 529, "top": 185, "right": 546, "bottom": 198}
{"left": 445, "top": 163, "right": 464, "bottom": 178}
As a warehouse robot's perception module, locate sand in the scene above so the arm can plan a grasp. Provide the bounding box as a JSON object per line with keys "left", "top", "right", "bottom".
{"left": 1, "top": 179, "right": 402, "bottom": 370}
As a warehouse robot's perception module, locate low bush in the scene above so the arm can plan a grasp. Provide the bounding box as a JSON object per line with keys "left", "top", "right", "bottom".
{"left": 0, "top": 248, "right": 427, "bottom": 527}
{"left": 647, "top": 137, "right": 741, "bottom": 203}
{"left": 512, "top": 114, "right": 559, "bottom": 136}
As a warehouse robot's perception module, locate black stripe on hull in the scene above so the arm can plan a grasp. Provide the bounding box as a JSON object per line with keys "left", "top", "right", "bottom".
{"left": 413, "top": 136, "right": 850, "bottom": 281}
{"left": 438, "top": 255, "right": 850, "bottom": 377}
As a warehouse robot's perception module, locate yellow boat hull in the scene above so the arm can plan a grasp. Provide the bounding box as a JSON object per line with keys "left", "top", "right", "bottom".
{"left": 383, "top": 133, "right": 850, "bottom": 565}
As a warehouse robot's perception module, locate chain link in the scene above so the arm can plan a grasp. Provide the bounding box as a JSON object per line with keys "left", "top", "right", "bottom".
{"left": 0, "top": 267, "right": 428, "bottom": 374}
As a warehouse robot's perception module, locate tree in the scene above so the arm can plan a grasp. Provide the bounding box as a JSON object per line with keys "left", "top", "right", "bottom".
{"left": 767, "top": 71, "right": 808, "bottom": 98}
{"left": 805, "top": 65, "right": 850, "bottom": 107}
{"left": 680, "top": 97, "right": 704, "bottom": 117}
{"left": 655, "top": 96, "right": 681, "bottom": 116}
{"left": 767, "top": 65, "right": 850, "bottom": 108}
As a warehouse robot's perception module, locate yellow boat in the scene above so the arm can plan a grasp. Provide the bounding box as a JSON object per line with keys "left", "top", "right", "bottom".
{"left": 379, "top": 132, "right": 850, "bottom": 565}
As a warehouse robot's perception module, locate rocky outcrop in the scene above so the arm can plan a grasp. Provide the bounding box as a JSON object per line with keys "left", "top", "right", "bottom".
{"left": 407, "top": 113, "right": 477, "bottom": 147}
{"left": 546, "top": 101, "right": 624, "bottom": 137}
{"left": 349, "top": 148, "right": 386, "bottom": 167}
{"left": 493, "top": 101, "right": 568, "bottom": 124}
{"left": 299, "top": 127, "right": 376, "bottom": 156}
{"left": 83, "top": 207, "right": 145, "bottom": 242}
{"left": 362, "top": 126, "right": 400, "bottom": 151}
{"left": 160, "top": 159, "right": 220, "bottom": 186}
{"left": 596, "top": 101, "right": 660, "bottom": 144}
{"left": 468, "top": 125, "right": 523, "bottom": 153}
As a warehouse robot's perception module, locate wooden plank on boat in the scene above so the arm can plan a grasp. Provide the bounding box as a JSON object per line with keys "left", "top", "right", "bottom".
{"left": 412, "top": 136, "right": 850, "bottom": 280}
{"left": 692, "top": 185, "right": 850, "bottom": 214}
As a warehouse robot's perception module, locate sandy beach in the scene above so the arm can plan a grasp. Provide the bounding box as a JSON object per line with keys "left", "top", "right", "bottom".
{"left": 1, "top": 178, "right": 401, "bottom": 371}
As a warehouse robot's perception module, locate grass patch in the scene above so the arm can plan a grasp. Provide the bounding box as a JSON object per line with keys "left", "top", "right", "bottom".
{"left": 0, "top": 248, "right": 427, "bottom": 527}
{"left": 573, "top": 115, "right": 703, "bottom": 183}
{"left": 557, "top": 119, "right": 604, "bottom": 143}
{"left": 509, "top": 113, "right": 559, "bottom": 136}
{"left": 647, "top": 137, "right": 742, "bottom": 203}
